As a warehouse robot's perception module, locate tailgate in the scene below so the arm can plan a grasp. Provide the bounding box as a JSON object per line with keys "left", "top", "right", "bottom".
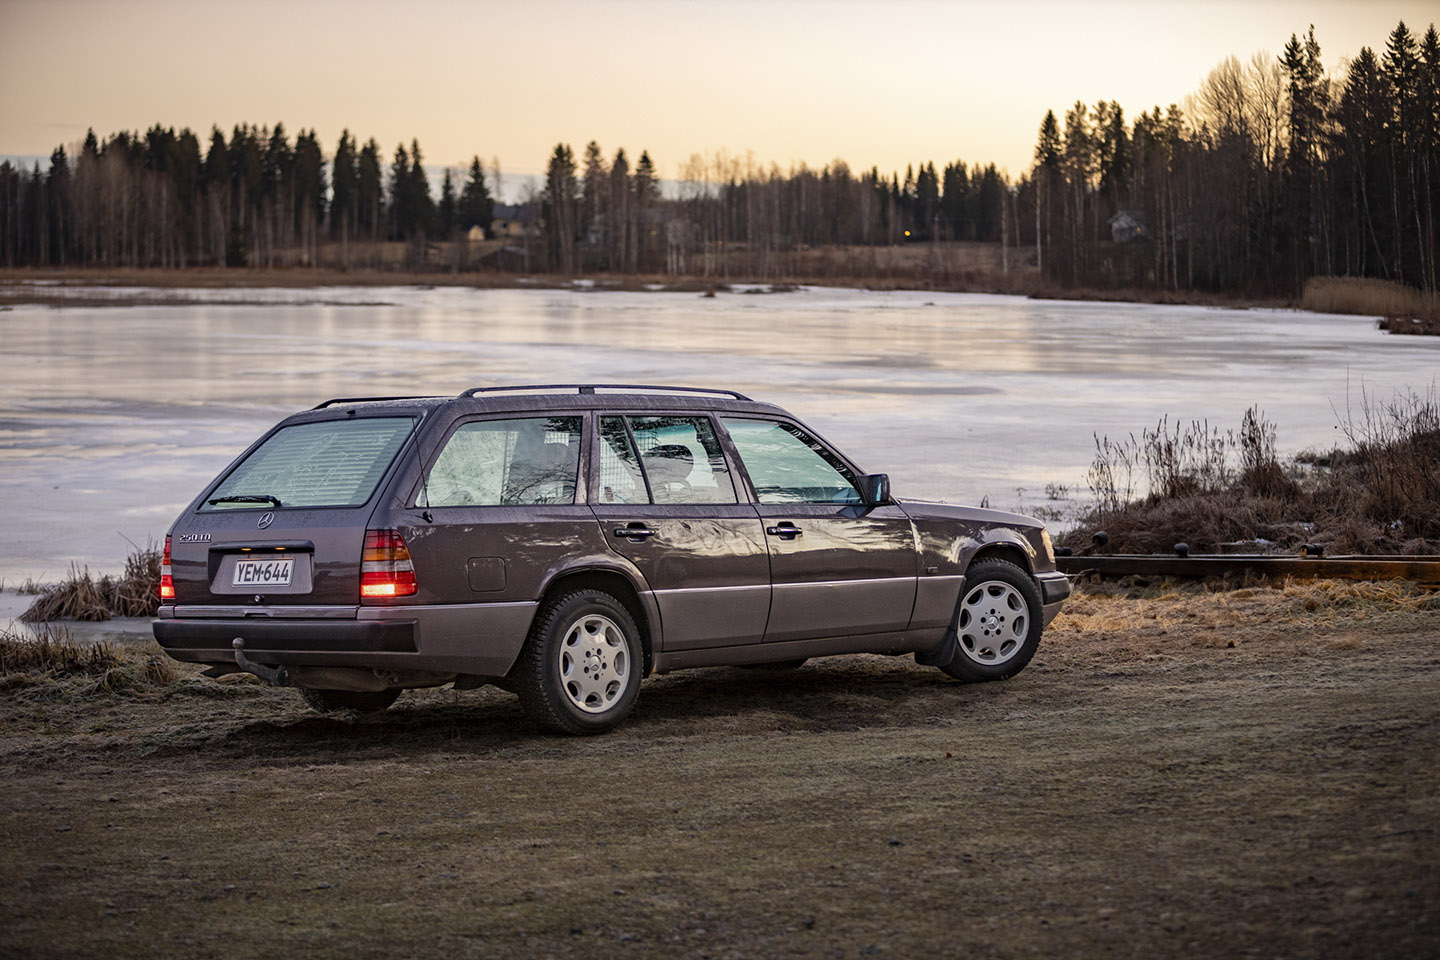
{"left": 167, "top": 414, "right": 417, "bottom": 610}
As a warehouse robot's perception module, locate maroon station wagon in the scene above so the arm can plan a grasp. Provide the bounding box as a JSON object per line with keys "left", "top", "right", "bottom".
{"left": 154, "top": 385, "right": 1071, "bottom": 734}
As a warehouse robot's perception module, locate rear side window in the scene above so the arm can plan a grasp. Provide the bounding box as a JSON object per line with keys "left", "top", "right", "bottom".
{"left": 203, "top": 417, "right": 415, "bottom": 510}
{"left": 425, "top": 417, "right": 582, "bottom": 506}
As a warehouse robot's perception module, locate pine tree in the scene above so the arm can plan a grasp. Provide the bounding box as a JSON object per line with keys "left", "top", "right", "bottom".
{"left": 458, "top": 156, "right": 493, "bottom": 237}
{"left": 581, "top": 141, "right": 607, "bottom": 267}
{"left": 544, "top": 143, "right": 577, "bottom": 273}
{"left": 610, "top": 148, "right": 631, "bottom": 271}
{"left": 438, "top": 169, "right": 457, "bottom": 240}
{"left": 331, "top": 130, "right": 357, "bottom": 245}
{"left": 1281, "top": 26, "right": 1326, "bottom": 286}
{"left": 1034, "top": 109, "right": 1062, "bottom": 275}
{"left": 633, "top": 150, "right": 659, "bottom": 270}
{"left": 389, "top": 143, "right": 410, "bottom": 240}
{"left": 941, "top": 161, "right": 969, "bottom": 241}
{"left": 357, "top": 138, "right": 383, "bottom": 243}
{"left": 408, "top": 139, "right": 434, "bottom": 238}
{"left": 1384, "top": 22, "right": 1424, "bottom": 284}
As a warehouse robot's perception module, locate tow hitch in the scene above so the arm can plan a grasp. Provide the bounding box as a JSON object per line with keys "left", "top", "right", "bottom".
{"left": 231, "top": 637, "right": 292, "bottom": 686}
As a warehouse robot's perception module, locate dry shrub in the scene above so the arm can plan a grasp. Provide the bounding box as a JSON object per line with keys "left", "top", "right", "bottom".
{"left": 1302, "top": 276, "right": 1440, "bottom": 327}
{"left": 20, "top": 546, "right": 161, "bottom": 623}
{"left": 1068, "top": 394, "right": 1440, "bottom": 555}
{"left": 1334, "top": 386, "right": 1440, "bottom": 542}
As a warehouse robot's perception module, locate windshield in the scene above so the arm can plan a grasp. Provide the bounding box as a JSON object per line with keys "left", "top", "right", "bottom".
{"left": 201, "top": 417, "right": 415, "bottom": 510}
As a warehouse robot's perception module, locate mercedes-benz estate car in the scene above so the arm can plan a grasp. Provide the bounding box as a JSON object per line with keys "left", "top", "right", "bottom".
{"left": 154, "top": 384, "right": 1071, "bottom": 734}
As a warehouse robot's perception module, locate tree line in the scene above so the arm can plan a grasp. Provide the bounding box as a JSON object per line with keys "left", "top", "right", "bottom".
{"left": 1, "top": 19, "right": 1435, "bottom": 296}
{"left": 0, "top": 124, "right": 494, "bottom": 269}
{"left": 1028, "top": 19, "right": 1440, "bottom": 294}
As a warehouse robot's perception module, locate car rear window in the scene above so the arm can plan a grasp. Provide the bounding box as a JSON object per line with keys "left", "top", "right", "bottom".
{"left": 201, "top": 417, "right": 416, "bottom": 510}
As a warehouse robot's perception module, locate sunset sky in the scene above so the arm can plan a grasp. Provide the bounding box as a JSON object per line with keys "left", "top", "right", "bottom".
{"left": 2, "top": 0, "right": 1435, "bottom": 193}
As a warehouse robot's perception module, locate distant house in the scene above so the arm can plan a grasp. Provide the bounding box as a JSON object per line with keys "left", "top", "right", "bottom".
{"left": 466, "top": 225, "right": 486, "bottom": 242}
{"left": 1108, "top": 210, "right": 1149, "bottom": 243}
{"left": 491, "top": 202, "right": 541, "bottom": 240}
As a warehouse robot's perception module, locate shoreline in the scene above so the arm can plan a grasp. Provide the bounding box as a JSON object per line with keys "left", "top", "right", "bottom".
{"left": 0, "top": 265, "right": 1301, "bottom": 312}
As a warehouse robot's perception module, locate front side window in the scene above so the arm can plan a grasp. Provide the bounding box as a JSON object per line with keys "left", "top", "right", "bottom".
{"left": 425, "top": 417, "right": 582, "bottom": 506}
{"left": 203, "top": 417, "right": 415, "bottom": 510}
{"left": 721, "top": 418, "right": 861, "bottom": 504}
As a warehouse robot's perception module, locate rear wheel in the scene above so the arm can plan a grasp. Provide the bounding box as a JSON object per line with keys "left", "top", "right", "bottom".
{"left": 938, "top": 558, "right": 1043, "bottom": 683}
{"left": 298, "top": 687, "right": 401, "bottom": 714}
{"left": 516, "top": 589, "right": 642, "bottom": 735}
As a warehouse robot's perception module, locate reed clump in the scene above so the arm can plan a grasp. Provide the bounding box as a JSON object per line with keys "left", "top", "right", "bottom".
{"left": 1066, "top": 390, "right": 1440, "bottom": 555}
{"left": 1302, "top": 276, "right": 1440, "bottom": 335}
{"left": 0, "top": 624, "right": 121, "bottom": 676}
{"left": 20, "top": 546, "right": 161, "bottom": 623}
{"left": 0, "top": 625, "right": 190, "bottom": 699}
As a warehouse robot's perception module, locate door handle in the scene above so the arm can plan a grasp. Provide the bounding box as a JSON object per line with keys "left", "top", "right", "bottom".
{"left": 612, "top": 523, "right": 656, "bottom": 542}
{"left": 765, "top": 522, "right": 803, "bottom": 540}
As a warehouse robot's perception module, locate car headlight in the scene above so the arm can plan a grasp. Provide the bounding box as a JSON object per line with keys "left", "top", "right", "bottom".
{"left": 1040, "top": 528, "right": 1055, "bottom": 563}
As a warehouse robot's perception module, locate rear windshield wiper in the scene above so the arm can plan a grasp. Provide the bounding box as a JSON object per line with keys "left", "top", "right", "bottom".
{"left": 207, "top": 495, "right": 283, "bottom": 508}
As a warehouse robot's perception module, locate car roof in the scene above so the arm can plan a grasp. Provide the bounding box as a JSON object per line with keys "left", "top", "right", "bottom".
{"left": 287, "top": 385, "right": 790, "bottom": 424}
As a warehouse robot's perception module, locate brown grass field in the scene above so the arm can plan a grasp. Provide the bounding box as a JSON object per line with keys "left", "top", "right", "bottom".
{"left": 2, "top": 578, "right": 1437, "bottom": 959}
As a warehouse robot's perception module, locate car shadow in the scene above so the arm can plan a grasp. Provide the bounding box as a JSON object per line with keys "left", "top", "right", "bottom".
{"left": 202, "top": 656, "right": 1010, "bottom": 761}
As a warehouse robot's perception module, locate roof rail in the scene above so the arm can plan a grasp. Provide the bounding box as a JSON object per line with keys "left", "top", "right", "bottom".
{"left": 458, "top": 384, "right": 752, "bottom": 401}
{"left": 311, "top": 396, "right": 442, "bottom": 410}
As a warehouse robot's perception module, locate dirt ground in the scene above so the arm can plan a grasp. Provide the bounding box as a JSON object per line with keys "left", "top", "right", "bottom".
{"left": 2, "top": 579, "right": 1437, "bottom": 959}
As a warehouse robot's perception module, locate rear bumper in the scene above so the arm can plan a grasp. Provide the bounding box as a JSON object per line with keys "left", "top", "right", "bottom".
{"left": 1035, "top": 571, "right": 1072, "bottom": 627}
{"left": 153, "top": 600, "right": 537, "bottom": 678}
{"left": 153, "top": 617, "right": 416, "bottom": 652}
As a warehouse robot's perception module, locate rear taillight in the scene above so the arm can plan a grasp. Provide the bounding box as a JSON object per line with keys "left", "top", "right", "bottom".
{"left": 360, "top": 529, "right": 417, "bottom": 599}
{"left": 159, "top": 535, "right": 175, "bottom": 601}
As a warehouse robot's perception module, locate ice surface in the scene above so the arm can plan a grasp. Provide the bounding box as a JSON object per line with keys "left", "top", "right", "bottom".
{"left": 0, "top": 285, "right": 1435, "bottom": 585}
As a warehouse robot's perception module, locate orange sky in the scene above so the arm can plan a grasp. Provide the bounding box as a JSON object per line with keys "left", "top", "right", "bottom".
{"left": 2, "top": 0, "right": 1435, "bottom": 187}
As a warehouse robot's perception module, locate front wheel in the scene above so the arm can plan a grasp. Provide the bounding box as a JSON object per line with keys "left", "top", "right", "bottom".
{"left": 938, "top": 558, "right": 1043, "bottom": 683}
{"left": 515, "top": 589, "right": 643, "bottom": 735}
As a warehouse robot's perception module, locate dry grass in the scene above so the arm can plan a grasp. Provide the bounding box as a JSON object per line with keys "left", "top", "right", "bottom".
{"left": 0, "top": 624, "right": 256, "bottom": 702}
{"left": 0, "top": 624, "right": 119, "bottom": 677}
{"left": 1303, "top": 276, "right": 1440, "bottom": 334}
{"left": 20, "top": 547, "right": 161, "bottom": 622}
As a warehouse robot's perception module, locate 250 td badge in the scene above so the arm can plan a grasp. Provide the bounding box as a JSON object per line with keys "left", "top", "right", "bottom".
{"left": 178, "top": 533, "right": 211, "bottom": 543}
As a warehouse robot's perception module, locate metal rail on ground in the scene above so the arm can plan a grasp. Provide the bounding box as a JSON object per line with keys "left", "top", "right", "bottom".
{"left": 1056, "top": 554, "right": 1440, "bottom": 584}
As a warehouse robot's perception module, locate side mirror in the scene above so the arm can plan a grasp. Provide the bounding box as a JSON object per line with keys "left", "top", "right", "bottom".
{"left": 860, "top": 473, "right": 891, "bottom": 506}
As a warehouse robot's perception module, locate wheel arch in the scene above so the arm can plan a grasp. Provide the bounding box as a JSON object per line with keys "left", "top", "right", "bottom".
{"left": 966, "top": 539, "right": 1034, "bottom": 576}
{"left": 535, "top": 566, "right": 658, "bottom": 677}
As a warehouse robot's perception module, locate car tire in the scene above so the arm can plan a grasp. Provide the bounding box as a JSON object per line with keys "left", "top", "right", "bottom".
{"left": 298, "top": 687, "right": 401, "bottom": 714}
{"left": 938, "top": 558, "right": 1043, "bottom": 683}
{"left": 516, "top": 589, "right": 643, "bottom": 735}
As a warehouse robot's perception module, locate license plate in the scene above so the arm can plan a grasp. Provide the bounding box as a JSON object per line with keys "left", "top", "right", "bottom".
{"left": 232, "top": 557, "right": 294, "bottom": 587}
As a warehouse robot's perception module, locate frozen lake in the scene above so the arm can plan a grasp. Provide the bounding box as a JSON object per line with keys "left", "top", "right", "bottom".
{"left": 1, "top": 283, "right": 1436, "bottom": 586}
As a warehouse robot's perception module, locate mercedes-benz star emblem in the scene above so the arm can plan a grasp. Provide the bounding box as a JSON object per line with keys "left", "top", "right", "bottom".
{"left": 257, "top": 512, "right": 274, "bottom": 529}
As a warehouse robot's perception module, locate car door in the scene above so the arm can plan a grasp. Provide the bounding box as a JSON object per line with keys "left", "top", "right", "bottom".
{"left": 399, "top": 414, "right": 605, "bottom": 606}
{"left": 591, "top": 414, "right": 771, "bottom": 651}
{"left": 720, "top": 416, "right": 917, "bottom": 643}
